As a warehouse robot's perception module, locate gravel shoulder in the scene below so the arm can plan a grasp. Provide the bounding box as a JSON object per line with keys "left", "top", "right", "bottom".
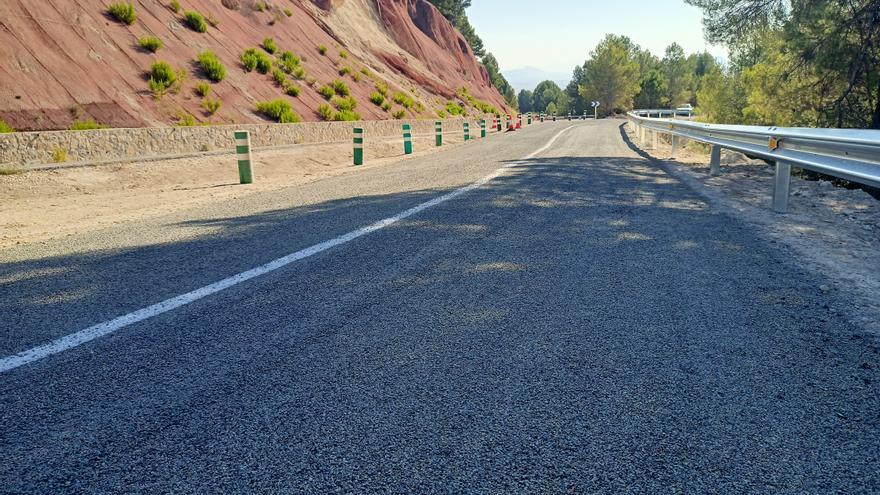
{"left": 624, "top": 122, "right": 880, "bottom": 334}
{"left": 0, "top": 131, "right": 484, "bottom": 248}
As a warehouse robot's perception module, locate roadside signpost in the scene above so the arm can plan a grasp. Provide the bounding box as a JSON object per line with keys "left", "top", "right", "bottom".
{"left": 591, "top": 101, "right": 601, "bottom": 120}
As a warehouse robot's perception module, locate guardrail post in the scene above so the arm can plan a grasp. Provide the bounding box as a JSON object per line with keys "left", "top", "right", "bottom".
{"left": 353, "top": 128, "right": 364, "bottom": 165}
{"left": 234, "top": 130, "right": 253, "bottom": 184}
{"left": 464, "top": 121, "right": 470, "bottom": 141}
{"left": 671, "top": 135, "right": 679, "bottom": 159}
{"left": 480, "top": 119, "right": 487, "bottom": 138}
{"left": 772, "top": 160, "right": 792, "bottom": 213}
{"left": 709, "top": 145, "right": 721, "bottom": 175}
{"left": 403, "top": 124, "right": 412, "bottom": 155}
{"left": 435, "top": 121, "right": 442, "bottom": 146}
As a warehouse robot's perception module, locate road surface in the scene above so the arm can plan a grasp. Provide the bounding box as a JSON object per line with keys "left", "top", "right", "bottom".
{"left": 2, "top": 120, "right": 878, "bottom": 493}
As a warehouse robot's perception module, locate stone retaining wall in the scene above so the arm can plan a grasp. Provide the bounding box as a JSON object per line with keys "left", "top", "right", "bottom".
{"left": 0, "top": 118, "right": 488, "bottom": 167}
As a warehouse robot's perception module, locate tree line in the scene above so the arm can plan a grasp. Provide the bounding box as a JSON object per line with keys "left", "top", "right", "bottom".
{"left": 518, "top": 0, "right": 879, "bottom": 129}
{"left": 517, "top": 37, "right": 717, "bottom": 118}
{"left": 688, "top": 0, "right": 879, "bottom": 128}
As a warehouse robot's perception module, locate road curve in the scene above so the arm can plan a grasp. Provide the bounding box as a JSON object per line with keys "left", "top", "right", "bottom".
{"left": 1, "top": 120, "right": 878, "bottom": 493}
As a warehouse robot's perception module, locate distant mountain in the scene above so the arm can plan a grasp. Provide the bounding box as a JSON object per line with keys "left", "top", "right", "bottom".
{"left": 502, "top": 67, "right": 571, "bottom": 92}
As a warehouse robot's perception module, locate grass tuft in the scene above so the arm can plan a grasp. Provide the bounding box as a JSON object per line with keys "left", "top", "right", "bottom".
{"left": 202, "top": 98, "right": 221, "bottom": 115}
{"left": 69, "top": 119, "right": 106, "bottom": 130}
{"left": 107, "top": 2, "right": 137, "bottom": 24}
{"left": 197, "top": 51, "right": 226, "bottom": 82}
{"left": 137, "top": 36, "right": 162, "bottom": 52}
{"left": 256, "top": 99, "right": 300, "bottom": 123}
{"left": 241, "top": 48, "right": 272, "bottom": 73}
{"left": 262, "top": 38, "right": 277, "bottom": 54}
{"left": 316, "top": 103, "right": 333, "bottom": 120}
{"left": 184, "top": 11, "right": 207, "bottom": 32}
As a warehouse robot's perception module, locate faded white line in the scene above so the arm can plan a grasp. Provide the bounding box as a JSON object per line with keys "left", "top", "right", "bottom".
{"left": 0, "top": 125, "right": 576, "bottom": 373}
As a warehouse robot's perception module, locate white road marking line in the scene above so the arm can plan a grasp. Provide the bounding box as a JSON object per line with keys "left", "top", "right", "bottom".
{"left": 0, "top": 125, "right": 577, "bottom": 373}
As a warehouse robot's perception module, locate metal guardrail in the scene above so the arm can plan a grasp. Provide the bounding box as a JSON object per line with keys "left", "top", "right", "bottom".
{"left": 627, "top": 111, "right": 880, "bottom": 212}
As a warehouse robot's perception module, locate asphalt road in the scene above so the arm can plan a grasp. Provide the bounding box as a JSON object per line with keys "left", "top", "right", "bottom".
{"left": 2, "top": 119, "right": 879, "bottom": 493}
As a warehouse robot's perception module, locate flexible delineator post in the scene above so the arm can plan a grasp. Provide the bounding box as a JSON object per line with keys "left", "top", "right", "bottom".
{"left": 234, "top": 130, "right": 253, "bottom": 184}
{"left": 403, "top": 124, "right": 412, "bottom": 155}
{"left": 435, "top": 121, "right": 442, "bottom": 146}
{"left": 353, "top": 128, "right": 364, "bottom": 165}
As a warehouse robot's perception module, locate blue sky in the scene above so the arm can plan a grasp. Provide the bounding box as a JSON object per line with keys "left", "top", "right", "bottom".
{"left": 467, "top": 0, "right": 726, "bottom": 75}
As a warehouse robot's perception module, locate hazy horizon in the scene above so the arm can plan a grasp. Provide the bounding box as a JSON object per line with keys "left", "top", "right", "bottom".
{"left": 467, "top": 0, "right": 725, "bottom": 76}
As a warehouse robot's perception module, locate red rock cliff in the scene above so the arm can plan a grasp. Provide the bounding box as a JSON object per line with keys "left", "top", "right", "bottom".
{"left": 0, "top": 0, "right": 508, "bottom": 130}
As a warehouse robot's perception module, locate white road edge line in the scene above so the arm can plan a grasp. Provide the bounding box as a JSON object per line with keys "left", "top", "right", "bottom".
{"left": 0, "top": 125, "right": 577, "bottom": 373}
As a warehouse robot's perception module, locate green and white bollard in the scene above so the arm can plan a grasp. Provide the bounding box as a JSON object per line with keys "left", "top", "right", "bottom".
{"left": 480, "top": 119, "right": 487, "bottom": 138}
{"left": 463, "top": 122, "right": 470, "bottom": 141}
{"left": 403, "top": 124, "right": 412, "bottom": 154}
{"left": 435, "top": 121, "right": 442, "bottom": 146}
{"left": 496, "top": 115, "right": 502, "bottom": 132}
{"left": 353, "top": 127, "right": 364, "bottom": 165}
{"left": 234, "top": 130, "right": 253, "bottom": 184}
{"left": 527, "top": 114, "right": 532, "bottom": 125}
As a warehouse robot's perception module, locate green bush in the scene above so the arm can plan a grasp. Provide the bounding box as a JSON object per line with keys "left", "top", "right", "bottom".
{"left": 207, "top": 14, "right": 220, "bottom": 28}
{"left": 169, "top": 0, "right": 181, "bottom": 13}
{"left": 360, "top": 67, "right": 371, "bottom": 77}
{"left": 392, "top": 109, "right": 405, "bottom": 119}
{"left": 369, "top": 92, "right": 384, "bottom": 105}
{"left": 318, "top": 85, "right": 335, "bottom": 100}
{"left": 195, "top": 82, "right": 211, "bottom": 97}
{"left": 284, "top": 8, "right": 293, "bottom": 17}
{"left": 202, "top": 98, "right": 221, "bottom": 115}
{"left": 69, "top": 119, "right": 106, "bottom": 130}
{"left": 262, "top": 38, "right": 277, "bottom": 54}
{"left": 437, "top": 109, "right": 446, "bottom": 118}
{"left": 279, "top": 51, "right": 300, "bottom": 73}
{"left": 380, "top": 101, "right": 391, "bottom": 111}
{"left": 291, "top": 66, "right": 306, "bottom": 80}
{"left": 285, "top": 83, "right": 300, "bottom": 97}
{"left": 241, "top": 48, "right": 272, "bottom": 73}
{"left": 331, "top": 95, "right": 357, "bottom": 112}
{"left": 137, "top": 36, "right": 162, "bottom": 52}
{"left": 148, "top": 61, "right": 178, "bottom": 95}
{"left": 184, "top": 11, "right": 207, "bottom": 32}
{"left": 107, "top": 2, "right": 137, "bottom": 25}
{"left": 338, "top": 66, "right": 351, "bottom": 76}
{"left": 318, "top": 45, "right": 328, "bottom": 56}
{"left": 0, "top": 119, "right": 14, "bottom": 133}
{"left": 176, "top": 113, "right": 197, "bottom": 126}
{"left": 197, "top": 51, "right": 226, "bottom": 82}
{"left": 271, "top": 68, "right": 287, "bottom": 86}
{"left": 254, "top": 1, "right": 267, "bottom": 11}
{"left": 392, "top": 91, "right": 413, "bottom": 108}
{"left": 375, "top": 81, "right": 388, "bottom": 96}
{"left": 331, "top": 79, "right": 350, "bottom": 96}
{"left": 339, "top": 50, "right": 348, "bottom": 59}
{"left": 352, "top": 72, "right": 362, "bottom": 83}
{"left": 52, "top": 148, "right": 68, "bottom": 163}
{"left": 445, "top": 101, "right": 464, "bottom": 116}
{"left": 316, "top": 103, "right": 333, "bottom": 120}
{"left": 256, "top": 99, "right": 300, "bottom": 123}
{"left": 334, "top": 110, "right": 360, "bottom": 121}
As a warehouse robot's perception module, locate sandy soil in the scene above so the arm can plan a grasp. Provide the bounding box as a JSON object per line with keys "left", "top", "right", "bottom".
{"left": 626, "top": 123, "right": 880, "bottom": 333}
{"left": 0, "top": 134, "right": 466, "bottom": 248}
